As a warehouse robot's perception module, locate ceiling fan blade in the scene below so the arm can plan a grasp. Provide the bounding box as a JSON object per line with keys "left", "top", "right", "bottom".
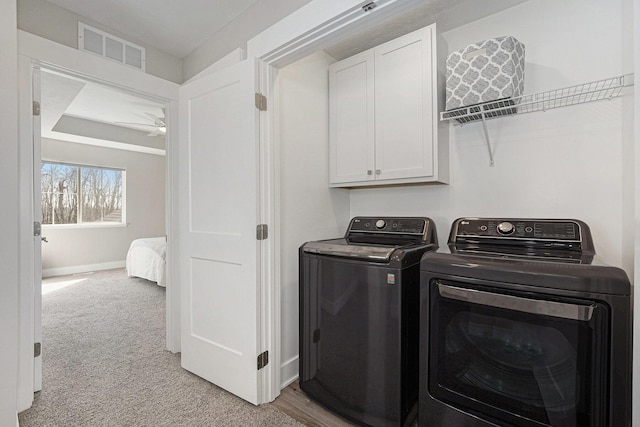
{"left": 114, "top": 121, "right": 159, "bottom": 127}
{"left": 147, "top": 128, "right": 166, "bottom": 136}
{"left": 145, "top": 112, "right": 166, "bottom": 127}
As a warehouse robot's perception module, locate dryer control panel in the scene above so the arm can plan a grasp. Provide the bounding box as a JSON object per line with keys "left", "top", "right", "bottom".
{"left": 449, "top": 218, "right": 597, "bottom": 252}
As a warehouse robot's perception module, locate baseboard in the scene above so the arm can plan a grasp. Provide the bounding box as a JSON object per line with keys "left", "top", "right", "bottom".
{"left": 280, "top": 355, "right": 299, "bottom": 389}
{"left": 42, "top": 261, "right": 126, "bottom": 278}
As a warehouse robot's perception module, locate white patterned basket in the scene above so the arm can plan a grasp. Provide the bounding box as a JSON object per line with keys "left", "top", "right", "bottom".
{"left": 445, "top": 36, "right": 525, "bottom": 113}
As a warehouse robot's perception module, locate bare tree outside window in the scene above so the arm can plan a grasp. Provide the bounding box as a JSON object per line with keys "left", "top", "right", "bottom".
{"left": 41, "top": 162, "right": 125, "bottom": 225}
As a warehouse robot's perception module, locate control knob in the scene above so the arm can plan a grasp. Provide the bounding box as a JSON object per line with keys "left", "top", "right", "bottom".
{"left": 375, "top": 219, "right": 386, "bottom": 229}
{"left": 497, "top": 221, "right": 515, "bottom": 235}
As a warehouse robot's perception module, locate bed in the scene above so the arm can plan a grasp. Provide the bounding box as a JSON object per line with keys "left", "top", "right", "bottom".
{"left": 126, "top": 237, "right": 166, "bottom": 287}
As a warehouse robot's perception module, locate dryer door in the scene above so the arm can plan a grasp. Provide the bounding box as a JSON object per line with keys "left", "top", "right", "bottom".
{"left": 427, "top": 280, "right": 609, "bottom": 427}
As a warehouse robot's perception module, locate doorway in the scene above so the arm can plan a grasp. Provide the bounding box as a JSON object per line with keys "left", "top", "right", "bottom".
{"left": 16, "top": 45, "right": 179, "bottom": 410}
{"left": 37, "top": 67, "right": 170, "bottom": 390}
{"left": 39, "top": 69, "right": 168, "bottom": 280}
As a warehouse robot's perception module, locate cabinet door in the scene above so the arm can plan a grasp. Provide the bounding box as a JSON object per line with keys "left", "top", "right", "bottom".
{"left": 329, "top": 50, "right": 375, "bottom": 185}
{"left": 374, "top": 27, "right": 434, "bottom": 181}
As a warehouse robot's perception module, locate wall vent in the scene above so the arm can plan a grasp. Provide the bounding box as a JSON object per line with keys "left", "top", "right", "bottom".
{"left": 78, "top": 23, "right": 146, "bottom": 72}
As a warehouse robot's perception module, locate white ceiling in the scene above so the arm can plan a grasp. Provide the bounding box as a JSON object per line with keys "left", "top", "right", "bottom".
{"left": 63, "top": 83, "right": 165, "bottom": 132}
{"left": 41, "top": 70, "right": 167, "bottom": 155}
{"left": 325, "top": 0, "right": 528, "bottom": 60}
{"left": 45, "top": 0, "right": 262, "bottom": 58}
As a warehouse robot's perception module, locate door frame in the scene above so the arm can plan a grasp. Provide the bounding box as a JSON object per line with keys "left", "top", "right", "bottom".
{"left": 16, "top": 31, "right": 179, "bottom": 411}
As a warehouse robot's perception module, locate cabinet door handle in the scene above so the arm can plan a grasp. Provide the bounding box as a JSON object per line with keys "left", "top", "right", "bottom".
{"left": 367, "top": 170, "right": 372, "bottom": 175}
{"left": 375, "top": 169, "right": 381, "bottom": 175}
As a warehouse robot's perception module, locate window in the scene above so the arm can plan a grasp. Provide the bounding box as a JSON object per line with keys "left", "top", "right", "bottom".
{"left": 41, "top": 162, "right": 125, "bottom": 225}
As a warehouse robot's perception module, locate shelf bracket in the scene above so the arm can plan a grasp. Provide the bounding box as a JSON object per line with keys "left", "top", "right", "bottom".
{"left": 480, "top": 112, "right": 495, "bottom": 167}
{"left": 440, "top": 73, "right": 635, "bottom": 168}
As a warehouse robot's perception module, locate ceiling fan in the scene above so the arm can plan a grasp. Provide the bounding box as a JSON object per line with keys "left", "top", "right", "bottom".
{"left": 115, "top": 110, "right": 166, "bottom": 136}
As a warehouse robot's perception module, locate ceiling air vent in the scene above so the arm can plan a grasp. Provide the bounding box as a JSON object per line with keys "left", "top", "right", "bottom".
{"left": 78, "top": 23, "right": 146, "bottom": 72}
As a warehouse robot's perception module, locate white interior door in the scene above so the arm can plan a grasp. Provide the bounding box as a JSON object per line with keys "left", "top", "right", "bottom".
{"left": 32, "top": 67, "right": 43, "bottom": 392}
{"left": 178, "top": 59, "right": 264, "bottom": 405}
{"left": 17, "top": 55, "right": 44, "bottom": 411}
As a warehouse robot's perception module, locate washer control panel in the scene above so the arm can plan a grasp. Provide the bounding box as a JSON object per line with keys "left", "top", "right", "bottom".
{"left": 350, "top": 217, "right": 427, "bottom": 235}
{"left": 453, "top": 218, "right": 581, "bottom": 242}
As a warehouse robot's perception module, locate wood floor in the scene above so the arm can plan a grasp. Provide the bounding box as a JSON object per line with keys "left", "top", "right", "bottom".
{"left": 271, "top": 382, "right": 355, "bottom": 427}
{"left": 272, "top": 382, "right": 420, "bottom": 427}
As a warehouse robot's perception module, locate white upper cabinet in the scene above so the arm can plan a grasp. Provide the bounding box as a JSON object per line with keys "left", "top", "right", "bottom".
{"left": 329, "top": 50, "right": 375, "bottom": 184}
{"left": 329, "top": 24, "right": 448, "bottom": 187}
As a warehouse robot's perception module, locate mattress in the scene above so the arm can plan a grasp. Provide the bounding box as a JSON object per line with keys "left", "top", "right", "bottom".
{"left": 126, "top": 237, "right": 166, "bottom": 287}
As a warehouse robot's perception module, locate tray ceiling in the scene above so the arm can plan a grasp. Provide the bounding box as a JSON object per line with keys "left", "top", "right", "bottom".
{"left": 41, "top": 70, "right": 166, "bottom": 155}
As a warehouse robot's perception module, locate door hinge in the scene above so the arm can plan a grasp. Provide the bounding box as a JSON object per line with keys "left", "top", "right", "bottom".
{"left": 34, "top": 221, "right": 41, "bottom": 237}
{"left": 257, "top": 351, "right": 269, "bottom": 370}
{"left": 33, "top": 101, "right": 41, "bottom": 116}
{"left": 256, "top": 224, "right": 268, "bottom": 240}
{"left": 34, "top": 342, "right": 41, "bottom": 358}
{"left": 255, "top": 93, "right": 267, "bottom": 111}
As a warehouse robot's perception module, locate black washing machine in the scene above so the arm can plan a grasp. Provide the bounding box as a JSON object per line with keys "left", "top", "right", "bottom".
{"left": 300, "top": 216, "right": 438, "bottom": 427}
{"left": 419, "top": 218, "right": 632, "bottom": 427}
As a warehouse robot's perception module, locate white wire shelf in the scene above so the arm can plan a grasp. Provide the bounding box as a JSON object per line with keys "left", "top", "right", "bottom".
{"left": 441, "top": 74, "right": 634, "bottom": 124}
{"left": 440, "top": 73, "right": 634, "bottom": 166}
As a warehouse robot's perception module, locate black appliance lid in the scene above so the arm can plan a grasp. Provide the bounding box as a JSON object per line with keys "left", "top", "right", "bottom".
{"left": 302, "top": 216, "right": 437, "bottom": 262}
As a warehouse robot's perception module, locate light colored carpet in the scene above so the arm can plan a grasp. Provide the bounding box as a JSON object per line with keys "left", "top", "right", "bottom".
{"left": 18, "top": 268, "right": 302, "bottom": 427}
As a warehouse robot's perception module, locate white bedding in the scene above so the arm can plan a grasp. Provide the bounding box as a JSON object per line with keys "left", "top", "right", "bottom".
{"left": 126, "top": 237, "right": 166, "bottom": 287}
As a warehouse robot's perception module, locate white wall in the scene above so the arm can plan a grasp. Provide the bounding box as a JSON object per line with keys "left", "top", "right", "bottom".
{"left": 0, "top": 0, "right": 19, "bottom": 424}
{"left": 182, "top": 0, "right": 311, "bottom": 81}
{"left": 349, "top": 0, "right": 632, "bottom": 273}
{"left": 41, "top": 139, "right": 165, "bottom": 276}
{"left": 278, "top": 51, "right": 350, "bottom": 386}
{"left": 17, "top": 0, "right": 183, "bottom": 83}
